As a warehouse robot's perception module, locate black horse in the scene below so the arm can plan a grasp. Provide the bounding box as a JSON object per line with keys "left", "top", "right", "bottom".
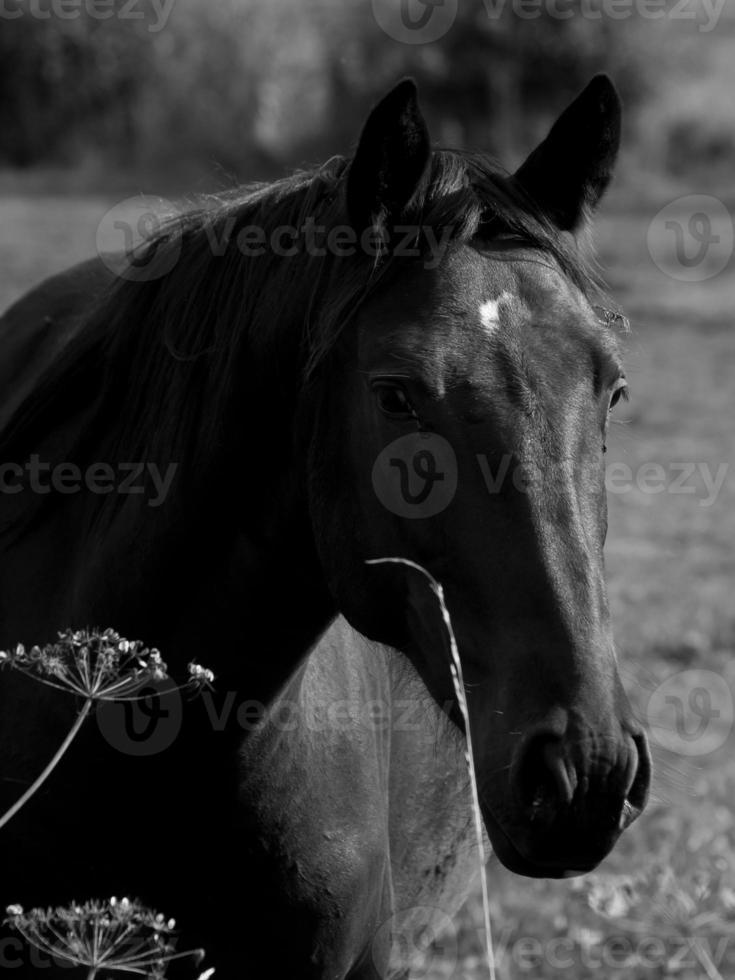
{"left": 0, "top": 77, "right": 650, "bottom": 978}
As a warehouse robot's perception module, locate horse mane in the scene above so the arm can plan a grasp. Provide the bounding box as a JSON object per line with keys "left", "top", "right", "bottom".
{"left": 0, "top": 149, "right": 599, "bottom": 536}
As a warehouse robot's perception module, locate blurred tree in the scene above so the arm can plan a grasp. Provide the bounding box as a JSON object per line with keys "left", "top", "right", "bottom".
{"left": 0, "top": 0, "right": 157, "bottom": 165}
{"left": 0, "top": 0, "right": 651, "bottom": 177}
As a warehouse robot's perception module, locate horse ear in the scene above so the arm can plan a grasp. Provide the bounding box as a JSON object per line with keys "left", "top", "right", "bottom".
{"left": 514, "top": 75, "right": 621, "bottom": 232}
{"left": 346, "top": 78, "right": 431, "bottom": 231}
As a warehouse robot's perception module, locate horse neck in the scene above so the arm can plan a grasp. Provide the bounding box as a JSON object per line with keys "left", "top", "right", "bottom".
{"left": 0, "top": 393, "right": 335, "bottom": 705}
{"left": 0, "top": 220, "right": 343, "bottom": 695}
{"left": 66, "top": 430, "right": 337, "bottom": 700}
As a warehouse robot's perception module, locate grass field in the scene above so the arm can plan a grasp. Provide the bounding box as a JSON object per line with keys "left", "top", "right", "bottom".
{"left": 1, "top": 180, "right": 733, "bottom": 979}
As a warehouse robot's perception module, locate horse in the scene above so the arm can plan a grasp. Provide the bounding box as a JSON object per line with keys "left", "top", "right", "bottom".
{"left": 0, "top": 75, "right": 651, "bottom": 978}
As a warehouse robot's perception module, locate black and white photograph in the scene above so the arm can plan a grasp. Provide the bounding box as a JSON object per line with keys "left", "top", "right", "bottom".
{"left": 0, "top": 1, "right": 733, "bottom": 978}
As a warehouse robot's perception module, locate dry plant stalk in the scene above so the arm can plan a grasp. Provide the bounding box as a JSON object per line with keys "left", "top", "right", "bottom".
{"left": 367, "top": 557, "right": 497, "bottom": 980}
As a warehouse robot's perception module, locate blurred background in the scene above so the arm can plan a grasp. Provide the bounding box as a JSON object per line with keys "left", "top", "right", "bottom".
{"left": 1, "top": 0, "right": 735, "bottom": 188}
{"left": 2, "top": 1, "right": 735, "bottom": 978}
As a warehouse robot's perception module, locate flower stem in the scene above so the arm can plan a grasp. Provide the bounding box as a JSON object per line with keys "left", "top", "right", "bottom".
{"left": 0, "top": 698, "right": 93, "bottom": 831}
{"left": 86, "top": 969, "right": 97, "bottom": 980}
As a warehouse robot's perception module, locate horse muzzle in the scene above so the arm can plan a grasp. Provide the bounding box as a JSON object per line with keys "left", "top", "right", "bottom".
{"left": 481, "top": 720, "right": 652, "bottom": 878}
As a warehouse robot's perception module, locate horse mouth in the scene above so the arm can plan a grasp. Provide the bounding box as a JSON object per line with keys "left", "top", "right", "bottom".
{"left": 479, "top": 798, "right": 620, "bottom": 880}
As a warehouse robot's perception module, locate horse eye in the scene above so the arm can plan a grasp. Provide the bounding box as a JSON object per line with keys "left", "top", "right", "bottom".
{"left": 373, "top": 383, "right": 415, "bottom": 419}
{"left": 609, "top": 378, "right": 629, "bottom": 413}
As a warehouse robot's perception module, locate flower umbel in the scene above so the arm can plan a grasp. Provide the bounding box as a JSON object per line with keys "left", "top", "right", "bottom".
{"left": 0, "top": 628, "right": 215, "bottom": 831}
{"left": 4, "top": 898, "right": 207, "bottom": 979}
{"left": 187, "top": 662, "right": 215, "bottom": 695}
{"left": 0, "top": 628, "right": 170, "bottom": 702}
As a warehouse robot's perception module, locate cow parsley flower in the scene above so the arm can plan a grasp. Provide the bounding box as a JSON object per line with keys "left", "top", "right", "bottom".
{"left": 0, "top": 629, "right": 215, "bottom": 830}
{"left": 4, "top": 898, "right": 209, "bottom": 979}
{"left": 0, "top": 629, "right": 170, "bottom": 702}
{"left": 187, "top": 662, "right": 215, "bottom": 693}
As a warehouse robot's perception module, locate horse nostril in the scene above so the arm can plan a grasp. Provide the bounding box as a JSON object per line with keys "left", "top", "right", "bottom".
{"left": 626, "top": 730, "right": 652, "bottom": 815}
{"left": 543, "top": 741, "right": 575, "bottom": 806}
{"left": 616, "top": 730, "right": 652, "bottom": 831}
{"left": 517, "top": 736, "right": 575, "bottom": 811}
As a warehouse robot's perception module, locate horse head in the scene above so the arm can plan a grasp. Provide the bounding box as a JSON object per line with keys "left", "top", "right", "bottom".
{"left": 307, "top": 76, "right": 651, "bottom": 878}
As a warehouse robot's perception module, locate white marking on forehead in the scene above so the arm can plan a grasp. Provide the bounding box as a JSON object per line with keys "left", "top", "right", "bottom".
{"left": 479, "top": 291, "right": 513, "bottom": 335}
